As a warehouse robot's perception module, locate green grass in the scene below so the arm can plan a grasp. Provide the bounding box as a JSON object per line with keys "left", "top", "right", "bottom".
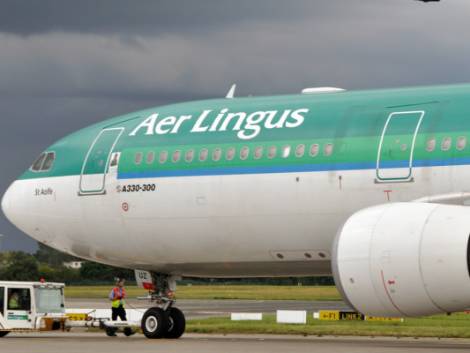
{"left": 187, "top": 313, "right": 470, "bottom": 338}
{"left": 65, "top": 285, "right": 341, "bottom": 301}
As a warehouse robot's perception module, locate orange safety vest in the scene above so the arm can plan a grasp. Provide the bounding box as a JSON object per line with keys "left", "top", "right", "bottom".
{"left": 109, "top": 287, "right": 126, "bottom": 308}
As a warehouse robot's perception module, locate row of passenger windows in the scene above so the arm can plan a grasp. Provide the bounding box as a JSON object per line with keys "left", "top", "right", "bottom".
{"left": 426, "top": 136, "right": 467, "bottom": 152}
{"left": 134, "top": 136, "right": 467, "bottom": 166}
{"left": 30, "top": 152, "right": 55, "bottom": 172}
{"left": 135, "top": 143, "right": 335, "bottom": 165}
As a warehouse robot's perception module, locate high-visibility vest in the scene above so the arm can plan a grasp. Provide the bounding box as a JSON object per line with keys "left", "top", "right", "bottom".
{"left": 9, "top": 297, "right": 19, "bottom": 309}
{"left": 109, "top": 287, "right": 126, "bottom": 308}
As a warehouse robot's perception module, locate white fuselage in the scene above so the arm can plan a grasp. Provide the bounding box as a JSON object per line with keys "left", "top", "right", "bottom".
{"left": 2, "top": 162, "right": 461, "bottom": 277}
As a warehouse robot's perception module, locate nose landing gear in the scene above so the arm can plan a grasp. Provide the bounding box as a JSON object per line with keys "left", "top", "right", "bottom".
{"left": 136, "top": 272, "right": 186, "bottom": 339}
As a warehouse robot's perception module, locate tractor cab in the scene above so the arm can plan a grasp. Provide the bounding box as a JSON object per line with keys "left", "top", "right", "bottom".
{"left": 0, "top": 281, "right": 66, "bottom": 336}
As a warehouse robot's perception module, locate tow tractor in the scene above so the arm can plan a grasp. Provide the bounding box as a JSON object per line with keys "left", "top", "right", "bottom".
{"left": 0, "top": 280, "right": 139, "bottom": 337}
{"left": 0, "top": 270, "right": 186, "bottom": 339}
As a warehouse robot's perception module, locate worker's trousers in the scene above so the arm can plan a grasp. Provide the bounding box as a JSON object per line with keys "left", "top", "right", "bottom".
{"left": 112, "top": 305, "right": 127, "bottom": 321}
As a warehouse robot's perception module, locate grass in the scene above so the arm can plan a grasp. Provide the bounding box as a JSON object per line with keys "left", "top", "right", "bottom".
{"left": 65, "top": 285, "right": 341, "bottom": 301}
{"left": 187, "top": 313, "right": 470, "bottom": 338}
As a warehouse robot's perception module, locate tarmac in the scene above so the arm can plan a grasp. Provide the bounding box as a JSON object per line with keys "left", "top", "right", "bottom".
{"left": 3, "top": 299, "right": 468, "bottom": 352}
{"left": 2, "top": 332, "right": 470, "bottom": 353}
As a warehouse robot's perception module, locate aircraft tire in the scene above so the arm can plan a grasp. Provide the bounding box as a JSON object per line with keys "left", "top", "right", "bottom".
{"left": 0, "top": 331, "right": 10, "bottom": 338}
{"left": 141, "top": 307, "right": 168, "bottom": 339}
{"left": 164, "top": 307, "right": 186, "bottom": 339}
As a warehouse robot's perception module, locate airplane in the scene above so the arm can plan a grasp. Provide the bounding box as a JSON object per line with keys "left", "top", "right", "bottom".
{"left": 3, "top": 83, "right": 470, "bottom": 339}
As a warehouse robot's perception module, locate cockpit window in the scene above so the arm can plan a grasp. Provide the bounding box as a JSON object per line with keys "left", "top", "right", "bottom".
{"left": 30, "top": 152, "right": 55, "bottom": 172}
{"left": 42, "top": 152, "right": 55, "bottom": 171}
{"left": 31, "top": 153, "right": 47, "bottom": 171}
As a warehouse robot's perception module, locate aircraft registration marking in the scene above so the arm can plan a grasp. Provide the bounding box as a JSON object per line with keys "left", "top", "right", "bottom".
{"left": 117, "top": 184, "right": 156, "bottom": 193}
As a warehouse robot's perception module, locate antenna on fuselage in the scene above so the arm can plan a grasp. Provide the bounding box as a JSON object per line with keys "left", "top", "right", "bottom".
{"left": 226, "top": 84, "right": 237, "bottom": 99}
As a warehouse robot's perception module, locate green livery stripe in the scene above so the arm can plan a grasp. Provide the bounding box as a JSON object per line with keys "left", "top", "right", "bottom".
{"left": 16, "top": 84, "right": 470, "bottom": 180}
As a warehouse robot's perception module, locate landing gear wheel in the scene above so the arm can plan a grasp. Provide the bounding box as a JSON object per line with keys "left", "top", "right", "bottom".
{"left": 141, "top": 307, "right": 169, "bottom": 339}
{"left": 0, "top": 331, "right": 10, "bottom": 338}
{"left": 164, "top": 307, "right": 186, "bottom": 339}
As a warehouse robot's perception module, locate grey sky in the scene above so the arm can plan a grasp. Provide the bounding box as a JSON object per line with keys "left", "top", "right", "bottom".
{"left": 0, "top": 0, "right": 468, "bottom": 251}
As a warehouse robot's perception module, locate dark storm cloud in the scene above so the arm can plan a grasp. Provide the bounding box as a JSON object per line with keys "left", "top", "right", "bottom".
{"left": 0, "top": 0, "right": 469, "bottom": 251}
{"left": 0, "top": 0, "right": 314, "bottom": 36}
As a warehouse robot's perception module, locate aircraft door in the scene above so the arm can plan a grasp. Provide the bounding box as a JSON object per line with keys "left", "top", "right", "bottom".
{"left": 79, "top": 128, "right": 124, "bottom": 195}
{"left": 376, "top": 111, "right": 424, "bottom": 182}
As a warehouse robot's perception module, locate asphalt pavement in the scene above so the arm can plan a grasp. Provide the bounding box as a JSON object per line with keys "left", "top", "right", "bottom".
{"left": 2, "top": 333, "right": 470, "bottom": 353}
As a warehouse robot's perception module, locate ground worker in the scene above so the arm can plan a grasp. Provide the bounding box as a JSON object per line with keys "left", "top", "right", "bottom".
{"left": 107, "top": 278, "right": 132, "bottom": 337}
{"left": 8, "top": 291, "right": 19, "bottom": 310}
{"left": 109, "top": 278, "right": 127, "bottom": 321}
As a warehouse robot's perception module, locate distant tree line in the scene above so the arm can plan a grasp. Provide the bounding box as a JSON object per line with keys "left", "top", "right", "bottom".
{"left": 0, "top": 244, "right": 334, "bottom": 286}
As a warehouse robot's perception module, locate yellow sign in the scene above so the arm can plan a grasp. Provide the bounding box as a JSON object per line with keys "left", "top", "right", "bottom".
{"left": 319, "top": 310, "right": 340, "bottom": 321}
{"left": 318, "top": 311, "right": 402, "bottom": 322}
{"left": 66, "top": 313, "right": 88, "bottom": 321}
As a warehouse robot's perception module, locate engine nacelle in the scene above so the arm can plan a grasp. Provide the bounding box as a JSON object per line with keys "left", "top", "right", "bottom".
{"left": 332, "top": 202, "right": 470, "bottom": 317}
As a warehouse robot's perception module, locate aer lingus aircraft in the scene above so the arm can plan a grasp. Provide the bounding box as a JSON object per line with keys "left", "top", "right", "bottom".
{"left": 3, "top": 83, "right": 470, "bottom": 338}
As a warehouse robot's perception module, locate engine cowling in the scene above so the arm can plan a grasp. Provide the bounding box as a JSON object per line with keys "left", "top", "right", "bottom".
{"left": 332, "top": 202, "right": 470, "bottom": 317}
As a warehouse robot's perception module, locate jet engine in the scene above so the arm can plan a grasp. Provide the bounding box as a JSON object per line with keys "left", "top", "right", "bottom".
{"left": 332, "top": 202, "right": 470, "bottom": 317}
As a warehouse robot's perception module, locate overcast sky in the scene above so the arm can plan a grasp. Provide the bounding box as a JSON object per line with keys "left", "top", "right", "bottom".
{"left": 0, "top": 0, "right": 469, "bottom": 252}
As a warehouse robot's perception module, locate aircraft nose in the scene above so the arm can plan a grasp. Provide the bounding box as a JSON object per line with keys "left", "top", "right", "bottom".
{"left": 1, "top": 181, "right": 36, "bottom": 237}
{"left": 1, "top": 182, "right": 14, "bottom": 223}
{"left": 1, "top": 181, "right": 26, "bottom": 229}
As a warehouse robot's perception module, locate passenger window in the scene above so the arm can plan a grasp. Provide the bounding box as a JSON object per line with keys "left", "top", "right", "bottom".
{"left": 146, "top": 151, "right": 155, "bottom": 164}
{"left": 199, "top": 148, "right": 209, "bottom": 162}
{"left": 426, "top": 138, "right": 436, "bottom": 152}
{"left": 212, "top": 148, "right": 222, "bottom": 162}
{"left": 310, "top": 144, "right": 319, "bottom": 157}
{"left": 282, "top": 145, "right": 291, "bottom": 158}
{"left": 159, "top": 151, "right": 168, "bottom": 164}
{"left": 268, "top": 146, "right": 277, "bottom": 159}
{"left": 135, "top": 152, "right": 143, "bottom": 165}
{"left": 457, "top": 136, "right": 467, "bottom": 151}
{"left": 41, "top": 152, "right": 55, "bottom": 171}
{"left": 324, "top": 143, "right": 334, "bottom": 156}
{"left": 7, "top": 288, "right": 31, "bottom": 311}
{"left": 31, "top": 153, "right": 46, "bottom": 172}
{"left": 240, "top": 146, "right": 249, "bottom": 160}
{"left": 226, "top": 147, "right": 235, "bottom": 161}
{"left": 185, "top": 149, "right": 194, "bottom": 163}
{"left": 0, "top": 287, "right": 4, "bottom": 315}
{"left": 254, "top": 146, "right": 263, "bottom": 159}
{"left": 295, "top": 144, "right": 305, "bottom": 158}
{"left": 441, "top": 137, "right": 452, "bottom": 151}
{"left": 172, "top": 150, "right": 181, "bottom": 163}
